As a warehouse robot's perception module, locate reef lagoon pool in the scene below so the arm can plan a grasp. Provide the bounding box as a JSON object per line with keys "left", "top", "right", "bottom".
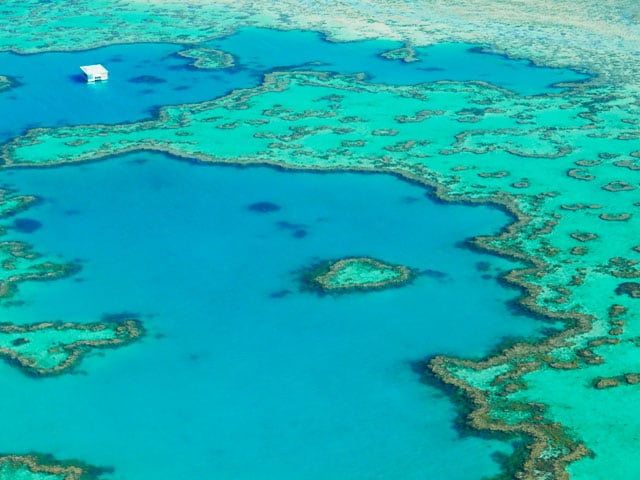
{"left": 1, "top": 153, "right": 546, "bottom": 479}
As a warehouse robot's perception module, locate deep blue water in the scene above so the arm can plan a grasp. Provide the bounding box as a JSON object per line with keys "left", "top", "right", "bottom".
{"left": 1, "top": 153, "right": 543, "bottom": 479}
{"left": 206, "top": 27, "right": 589, "bottom": 93}
{"left": 0, "top": 27, "right": 576, "bottom": 479}
{"left": 0, "top": 28, "right": 588, "bottom": 139}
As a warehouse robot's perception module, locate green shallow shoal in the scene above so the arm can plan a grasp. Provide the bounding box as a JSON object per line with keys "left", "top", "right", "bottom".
{"left": 4, "top": 69, "right": 640, "bottom": 478}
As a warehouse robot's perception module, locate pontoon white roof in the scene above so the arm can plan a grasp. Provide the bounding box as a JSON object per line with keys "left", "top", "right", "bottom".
{"left": 80, "top": 64, "right": 108, "bottom": 76}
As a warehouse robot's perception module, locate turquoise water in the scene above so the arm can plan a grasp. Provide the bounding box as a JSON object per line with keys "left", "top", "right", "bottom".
{"left": 2, "top": 153, "right": 542, "bottom": 479}
{"left": 206, "top": 28, "right": 590, "bottom": 93}
{"left": 0, "top": 28, "right": 588, "bottom": 139}
{"left": 0, "top": 27, "right": 587, "bottom": 478}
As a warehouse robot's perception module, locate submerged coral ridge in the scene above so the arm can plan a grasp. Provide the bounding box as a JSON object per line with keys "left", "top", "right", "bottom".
{"left": 0, "top": 454, "right": 106, "bottom": 480}
{"left": 4, "top": 69, "right": 640, "bottom": 477}
{"left": 301, "top": 257, "right": 415, "bottom": 294}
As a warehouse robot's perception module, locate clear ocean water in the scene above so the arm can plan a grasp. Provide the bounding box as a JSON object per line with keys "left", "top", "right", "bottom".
{"left": 0, "top": 28, "right": 586, "bottom": 479}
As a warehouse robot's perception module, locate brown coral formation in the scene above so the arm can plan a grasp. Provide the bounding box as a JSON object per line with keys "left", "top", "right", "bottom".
{"left": 574, "top": 159, "right": 601, "bottom": 167}
{"left": 478, "top": 171, "right": 509, "bottom": 178}
{"left": 599, "top": 213, "right": 632, "bottom": 221}
{"left": 608, "top": 304, "right": 627, "bottom": 318}
{"left": 570, "top": 232, "right": 598, "bottom": 242}
{"left": 593, "top": 377, "right": 619, "bottom": 389}
{"left": 602, "top": 181, "right": 635, "bottom": 192}
{"left": 614, "top": 159, "right": 640, "bottom": 171}
{"left": 567, "top": 168, "right": 595, "bottom": 181}
{"left": 0, "top": 454, "right": 104, "bottom": 480}
{"left": 592, "top": 373, "right": 640, "bottom": 390}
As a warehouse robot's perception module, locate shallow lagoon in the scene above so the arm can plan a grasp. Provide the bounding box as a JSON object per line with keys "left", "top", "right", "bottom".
{"left": 0, "top": 26, "right": 590, "bottom": 479}
{"left": 0, "top": 152, "right": 547, "bottom": 479}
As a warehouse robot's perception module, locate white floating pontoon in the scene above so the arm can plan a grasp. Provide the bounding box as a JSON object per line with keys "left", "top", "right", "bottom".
{"left": 80, "top": 64, "right": 109, "bottom": 82}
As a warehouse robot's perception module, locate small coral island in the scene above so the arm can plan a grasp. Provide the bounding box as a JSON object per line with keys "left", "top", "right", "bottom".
{"left": 300, "top": 256, "right": 416, "bottom": 294}
{"left": 380, "top": 46, "right": 419, "bottom": 63}
{"left": 177, "top": 47, "right": 235, "bottom": 69}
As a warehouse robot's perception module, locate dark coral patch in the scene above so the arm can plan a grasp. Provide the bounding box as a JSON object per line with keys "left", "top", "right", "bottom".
{"left": 270, "top": 289, "right": 291, "bottom": 299}
{"left": 248, "top": 201, "right": 281, "bottom": 213}
{"left": 421, "top": 269, "right": 449, "bottom": 279}
{"left": 275, "top": 221, "right": 308, "bottom": 238}
{"left": 12, "top": 218, "right": 42, "bottom": 233}
{"left": 129, "top": 75, "right": 167, "bottom": 84}
{"left": 476, "top": 261, "right": 491, "bottom": 272}
{"left": 615, "top": 282, "right": 640, "bottom": 298}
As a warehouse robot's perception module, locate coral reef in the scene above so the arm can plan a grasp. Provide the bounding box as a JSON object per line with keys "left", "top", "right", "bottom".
{"left": 177, "top": 47, "right": 235, "bottom": 69}
{"left": 300, "top": 256, "right": 415, "bottom": 294}
{"left": 5, "top": 68, "right": 640, "bottom": 477}
{"left": 0, "top": 318, "right": 145, "bottom": 376}
{"left": 3, "top": 1, "right": 640, "bottom": 477}
{"left": 0, "top": 454, "right": 109, "bottom": 480}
